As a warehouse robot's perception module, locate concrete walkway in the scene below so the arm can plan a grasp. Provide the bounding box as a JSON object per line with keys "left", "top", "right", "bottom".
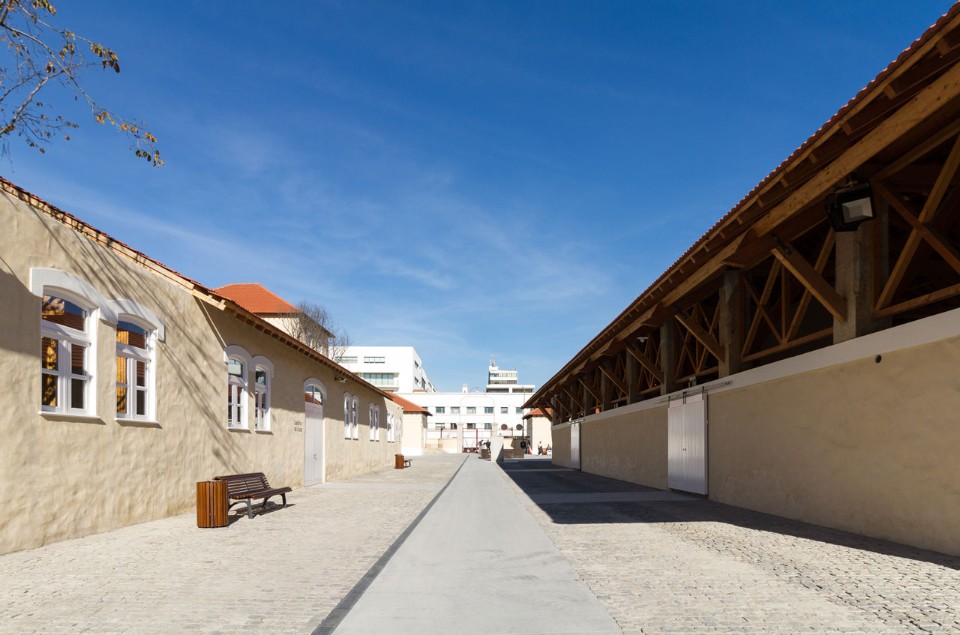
{"left": 331, "top": 454, "right": 620, "bottom": 635}
{"left": 2, "top": 453, "right": 959, "bottom": 634}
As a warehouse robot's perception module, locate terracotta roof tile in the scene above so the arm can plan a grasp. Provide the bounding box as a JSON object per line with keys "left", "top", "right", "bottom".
{"left": 215, "top": 283, "right": 299, "bottom": 315}
{"left": 389, "top": 393, "right": 432, "bottom": 415}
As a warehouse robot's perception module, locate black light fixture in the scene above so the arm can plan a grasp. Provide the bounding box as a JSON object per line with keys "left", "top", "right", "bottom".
{"left": 826, "top": 181, "right": 874, "bottom": 232}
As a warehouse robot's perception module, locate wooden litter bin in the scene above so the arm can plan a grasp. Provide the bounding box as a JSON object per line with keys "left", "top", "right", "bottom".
{"left": 395, "top": 454, "right": 405, "bottom": 470}
{"left": 196, "top": 480, "right": 228, "bottom": 528}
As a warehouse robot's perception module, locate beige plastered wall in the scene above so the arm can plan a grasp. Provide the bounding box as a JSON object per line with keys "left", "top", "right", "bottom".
{"left": 528, "top": 415, "right": 554, "bottom": 454}
{"left": 400, "top": 412, "right": 427, "bottom": 456}
{"left": 550, "top": 424, "right": 572, "bottom": 468}
{"left": 709, "top": 335, "right": 960, "bottom": 556}
{"left": 580, "top": 406, "right": 667, "bottom": 489}
{"left": 0, "top": 193, "right": 398, "bottom": 554}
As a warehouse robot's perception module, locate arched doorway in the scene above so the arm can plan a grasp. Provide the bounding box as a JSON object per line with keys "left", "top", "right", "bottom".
{"left": 304, "top": 380, "right": 326, "bottom": 486}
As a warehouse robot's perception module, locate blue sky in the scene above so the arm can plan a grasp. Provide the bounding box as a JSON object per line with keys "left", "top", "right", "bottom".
{"left": 3, "top": 1, "right": 954, "bottom": 391}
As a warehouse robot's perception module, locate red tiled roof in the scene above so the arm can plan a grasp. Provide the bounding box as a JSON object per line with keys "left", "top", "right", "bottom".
{"left": 215, "top": 283, "right": 299, "bottom": 315}
{"left": 523, "top": 408, "right": 551, "bottom": 419}
{"left": 389, "top": 393, "right": 432, "bottom": 415}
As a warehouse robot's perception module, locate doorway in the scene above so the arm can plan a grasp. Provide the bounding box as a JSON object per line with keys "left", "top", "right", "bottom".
{"left": 667, "top": 391, "right": 707, "bottom": 495}
{"left": 304, "top": 382, "right": 325, "bottom": 486}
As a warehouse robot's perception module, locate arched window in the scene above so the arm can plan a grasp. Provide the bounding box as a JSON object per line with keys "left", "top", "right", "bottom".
{"left": 343, "top": 393, "right": 352, "bottom": 439}
{"left": 387, "top": 412, "right": 395, "bottom": 442}
{"left": 351, "top": 397, "right": 359, "bottom": 440}
{"left": 41, "top": 291, "right": 95, "bottom": 415}
{"left": 305, "top": 381, "right": 325, "bottom": 406}
{"left": 115, "top": 318, "right": 156, "bottom": 421}
{"left": 253, "top": 356, "right": 273, "bottom": 432}
{"left": 369, "top": 404, "right": 380, "bottom": 441}
{"left": 225, "top": 345, "right": 251, "bottom": 429}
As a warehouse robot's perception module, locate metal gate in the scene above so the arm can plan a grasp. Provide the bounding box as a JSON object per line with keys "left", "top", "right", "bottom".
{"left": 667, "top": 392, "right": 707, "bottom": 494}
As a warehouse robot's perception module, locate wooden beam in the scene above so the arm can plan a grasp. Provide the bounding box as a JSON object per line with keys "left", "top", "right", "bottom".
{"left": 598, "top": 363, "right": 628, "bottom": 396}
{"left": 752, "top": 60, "right": 960, "bottom": 239}
{"left": 771, "top": 240, "right": 848, "bottom": 322}
{"left": 578, "top": 376, "right": 601, "bottom": 403}
{"left": 673, "top": 311, "right": 725, "bottom": 361}
{"left": 874, "top": 181, "right": 960, "bottom": 275}
{"left": 626, "top": 344, "right": 664, "bottom": 382}
{"left": 876, "top": 134, "right": 960, "bottom": 309}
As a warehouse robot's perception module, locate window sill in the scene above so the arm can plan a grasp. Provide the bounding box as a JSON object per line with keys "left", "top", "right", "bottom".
{"left": 227, "top": 426, "right": 251, "bottom": 433}
{"left": 117, "top": 418, "right": 162, "bottom": 428}
{"left": 39, "top": 412, "right": 105, "bottom": 424}
{"left": 254, "top": 429, "right": 273, "bottom": 435}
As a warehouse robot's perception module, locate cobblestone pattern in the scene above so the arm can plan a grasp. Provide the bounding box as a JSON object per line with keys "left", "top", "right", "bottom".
{"left": 0, "top": 454, "right": 465, "bottom": 634}
{"left": 500, "top": 461, "right": 960, "bottom": 635}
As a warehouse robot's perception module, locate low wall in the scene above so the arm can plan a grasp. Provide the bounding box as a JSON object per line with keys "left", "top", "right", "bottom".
{"left": 710, "top": 334, "right": 960, "bottom": 556}
{"left": 551, "top": 425, "right": 572, "bottom": 468}
{"left": 581, "top": 406, "right": 667, "bottom": 489}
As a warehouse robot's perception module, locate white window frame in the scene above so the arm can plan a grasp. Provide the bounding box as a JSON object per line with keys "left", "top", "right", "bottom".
{"left": 344, "top": 393, "right": 352, "bottom": 438}
{"left": 253, "top": 356, "right": 273, "bottom": 432}
{"left": 387, "top": 412, "right": 395, "bottom": 442}
{"left": 115, "top": 315, "right": 158, "bottom": 422}
{"left": 40, "top": 288, "right": 97, "bottom": 417}
{"left": 369, "top": 404, "right": 380, "bottom": 441}
{"left": 351, "top": 397, "right": 360, "bottom": 440}
{"left": 225, "top": 345, "right": 252, "bottom": 429}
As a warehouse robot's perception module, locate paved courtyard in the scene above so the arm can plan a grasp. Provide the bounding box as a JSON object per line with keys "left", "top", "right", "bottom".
{"left": 1, "top": 453, "right": 959, "bottom": 634}
{"left": 501, "top": 460, "right": 960, "bottom": 634}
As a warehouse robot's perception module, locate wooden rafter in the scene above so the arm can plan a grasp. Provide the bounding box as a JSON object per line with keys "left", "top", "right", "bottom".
{"left": 771, "top": 239, "right": 848, "bottom": 322}
{"left": 598, "top": 362, "right": 628, "bottom": 396}
{"left": 876, "top": 132, "right": 960, "bottom": 310}
{"left": 674, "top": 310, "right": 724, "bottom": 360}
{"left": 626, "top": 343, "right": 664, "bottom": 382}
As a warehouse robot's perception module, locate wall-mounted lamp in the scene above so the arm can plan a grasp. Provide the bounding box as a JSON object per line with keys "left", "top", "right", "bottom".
{"left": 334, "top": 374, "right": 347, "bottom": 384}
{"left": 826, "top": 182, "right": 874, "bottom": 232}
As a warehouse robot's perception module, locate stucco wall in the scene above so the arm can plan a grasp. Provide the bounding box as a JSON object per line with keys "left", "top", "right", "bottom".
{"left": 551, "top": 425, "right": 572, "bottom": 468}
{"left": 529, "top": 416, "right": 553, "bottom": 453}
{"left": 709, "top": 336, "right": 960, "bottom": 556}
{"left": 401, "top": 412, "right": 427, "bottom": 456}
{"left": 0, "top": 192, "right": 398, "bottom": 554}
{"left": 580, "top": 406, "right": 667, "bottom": 489}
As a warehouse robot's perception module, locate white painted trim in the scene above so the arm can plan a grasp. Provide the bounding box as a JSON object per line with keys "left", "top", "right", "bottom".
{"left": 30, "top": 268, "right": 116, "bottom": 323}
{"left": 224, "top": 344, "right": 252, "bottom": 366}
{"left": 110, "top": 299, "right": 165, "bottom": 341}
{"left": 579, "top": 305, "right": 960, "bottom": 425}
{"left": 252, "top": 355, "right": 275, "bottom": 379}
{"left": 303, "top": 377, "right": 327, "bottom": 401}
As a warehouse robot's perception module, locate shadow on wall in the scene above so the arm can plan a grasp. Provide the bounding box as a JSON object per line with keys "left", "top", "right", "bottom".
{"left": 499, "top": 458, "right": 960, "bottom": 569}
{"left": 34, "top": 209, "right": 250, "bottom": 479}
{"left": 0, "top": 255, "right": 39, "bottom": 358}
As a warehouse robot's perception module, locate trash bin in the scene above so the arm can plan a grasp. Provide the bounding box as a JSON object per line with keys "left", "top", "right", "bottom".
{"left": 196, "top": 480, "right": 228, "bottom": 528}
{"left": 395, "top": 454, "right": 405, "bottom": 469}
{"left": 480, "top": 448, "right": 491, "bottom": 460}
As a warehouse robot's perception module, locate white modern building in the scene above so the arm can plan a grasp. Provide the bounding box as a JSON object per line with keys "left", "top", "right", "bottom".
{"left": 338, "top": 346, "right": 436, "bottom": 393}
{"left": 485, "top": 356, "right": 535, "bottom": 394}
{"left": 399, "top": 358, "right": 535, "bottom": 452}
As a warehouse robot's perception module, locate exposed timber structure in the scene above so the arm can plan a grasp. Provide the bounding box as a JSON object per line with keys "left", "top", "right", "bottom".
{"left": 526, "top": 4, "right": 960, "bottom": 425}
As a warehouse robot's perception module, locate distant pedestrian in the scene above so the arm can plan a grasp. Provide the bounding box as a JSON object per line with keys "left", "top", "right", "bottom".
{"left": 520, "top": 439, "right": 527, "bottom": 453}
{"left": 537, "top": 441, "right": 543, "bottom": 455}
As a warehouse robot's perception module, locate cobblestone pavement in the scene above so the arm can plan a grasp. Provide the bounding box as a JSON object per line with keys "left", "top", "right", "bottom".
{"left": 0, "top": 453, "right": 466, "bottom": 634}
{"left": 500, "top": 459, "right": 960, "bottom": 635}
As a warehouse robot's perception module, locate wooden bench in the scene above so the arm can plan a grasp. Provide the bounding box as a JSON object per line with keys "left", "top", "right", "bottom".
{"left": 214, "top": 472, "right": 291, "bottom": 519}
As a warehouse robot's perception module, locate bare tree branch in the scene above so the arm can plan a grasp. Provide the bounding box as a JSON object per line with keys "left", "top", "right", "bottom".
{"left": 0, "top": 1, "right": 161, "bottom": 165}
